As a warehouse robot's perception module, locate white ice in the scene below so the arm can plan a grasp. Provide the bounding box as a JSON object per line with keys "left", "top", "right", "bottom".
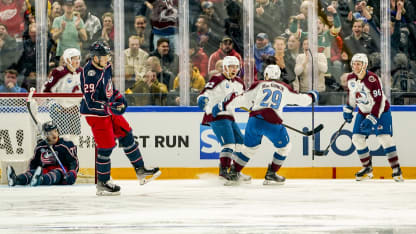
{"left": 1, "top": 179, "right": 416, "bottom": 234}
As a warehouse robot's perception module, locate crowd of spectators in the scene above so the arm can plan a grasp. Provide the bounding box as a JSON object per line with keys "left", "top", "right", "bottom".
{"left": 1, "top": 0, "right": 416, "bottom": 105}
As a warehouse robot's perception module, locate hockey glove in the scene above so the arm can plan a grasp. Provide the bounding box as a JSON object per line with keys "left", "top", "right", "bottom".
{"left": 307, "top": 90, "right": 319, "bottom": 103}
{"left": 197, "top": 96, "right": 209, "bottom": 111}
{"left": 212, "top": 102, "right": 224, "bottom": 118}
{"left": 64, "top": 170, "right": 77, "bottom": 185}
{"left": 105, "top": 102, "right": 126, "bottom": 115}
{"left": 360, "top": 114, "right": 377, "bottom": 134}
{"left": 343, "top": 105, "right": 354, "bottom": 123}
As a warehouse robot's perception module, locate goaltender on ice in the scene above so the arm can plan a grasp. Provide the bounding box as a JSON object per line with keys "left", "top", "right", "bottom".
{"left": 7, "top": 121, "right": 79, "bottom": 186}
{"left": 80, "top": 41, "right": 161, "bottom": 196}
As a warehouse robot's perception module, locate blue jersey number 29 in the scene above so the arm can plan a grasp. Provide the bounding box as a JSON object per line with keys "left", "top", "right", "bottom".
{"left": 260, "top": 89, "right": 282, "bottom": 109}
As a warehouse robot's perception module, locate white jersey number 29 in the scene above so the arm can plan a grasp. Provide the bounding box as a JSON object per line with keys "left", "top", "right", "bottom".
{"left": 260, "top": 89, "right": 282, "bottom": 109}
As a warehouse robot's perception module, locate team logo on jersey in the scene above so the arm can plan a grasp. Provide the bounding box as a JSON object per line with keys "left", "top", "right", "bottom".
{"left": 226, "top": 83, "right": 230, "bottom": 89}
{"left": 106, "top": 81, "right": 113, "bottom": 98}
{"left": 355, "top": 91, "right": 369, "bottom": 105}
{"left": 88, "top": 70, "right": 96, "bottom": 77}
{"left": 40, "top": 148, "right": 57, "bottom": 166}
{"left": 67, "top": 77, "right": 73, "bottom": 83}
{"left": 368, "top": 76, "right": 376, "bottom": 82}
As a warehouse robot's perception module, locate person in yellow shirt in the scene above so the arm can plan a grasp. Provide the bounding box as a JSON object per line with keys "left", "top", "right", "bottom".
{"left": 126, "top": 70, "right": 168, "bottom": 106}
{"left": 173, "top": 64, "right": 206, "bottom": 91}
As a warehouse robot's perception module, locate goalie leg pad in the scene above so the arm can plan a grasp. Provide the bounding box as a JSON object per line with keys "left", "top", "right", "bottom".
{"left": 97, "top": 148, "right": 113, "bottom": 182}
{"left": 119, "top": 131, "right": 144, "bottom": 168}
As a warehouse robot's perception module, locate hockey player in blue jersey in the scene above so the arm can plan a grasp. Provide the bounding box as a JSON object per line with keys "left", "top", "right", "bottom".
{"left": 197, "top": 56, "right": 251, "bottom": 181}
{"left": 80, "top": 41, "right": 161, "bottom": 196}
{"left": 212, "top": 65, "right": 318, "bottom": 185}
{"left": 7, "top": 121, "right": 78, "bottom": 186}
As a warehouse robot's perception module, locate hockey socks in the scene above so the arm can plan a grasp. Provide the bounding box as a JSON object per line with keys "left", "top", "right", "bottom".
{"left": 219, "top": 148, "right": 233, "bottom": 168}
{"left": 119, "top": 132, "right": 144, "bottom": 168}
{"left": 40, "top": 169, "right": 64, "bottom": 185}
{"left": 97, "top": 148, "right": 112, "bottom": 182}
{"left": 357, "top": 147, "right": 371, "bottom": 168}
{"left": 271, "top": 152, "right": 287, "bottom": 172}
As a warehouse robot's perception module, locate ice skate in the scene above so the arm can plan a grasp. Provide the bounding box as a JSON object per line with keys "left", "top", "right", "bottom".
{"left": 135, "top": 166, "right": 161, "bottom": 185}
{"left": 263, "top": 164, "right": 285, "bottom": 185}
{"left": 96, "top": 180, "right": 121, "bottom": 196}
{"left": 239, "top": 171, "right": 252, "bottom": 184}
{"left": 30, "top": 166, "right": 43, "bottom": 186}
{"left": 392, "top": 167, "right": 404, "bottom": 182}
{"left": 224, "top": 165, "right": 241, "bottom": 186}
{"left": 219, "top": 164, "right": 230, "bottom": 180}
{"left": 355, "top": 166, "right": 373, "bottom": 181}
{"left": 7, "top": 165, "right": 17, "bottom": 186}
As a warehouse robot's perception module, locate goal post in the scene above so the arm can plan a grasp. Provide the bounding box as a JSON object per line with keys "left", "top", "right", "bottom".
{"left": 0, "top": 92, "right": 96, "bottom": 184}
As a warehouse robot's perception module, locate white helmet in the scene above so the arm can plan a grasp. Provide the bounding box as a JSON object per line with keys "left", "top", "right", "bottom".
{"left": 62, "top": 48, "right": 81, "bottom": 70}
{"left": 350, "top": 53, "right": 368, "bottom": 74}
{"left": 222, "top": 56, "right": 240, "bottom": 78}
{"left": 264, "top": 65, "right": 281, "bottom": 80}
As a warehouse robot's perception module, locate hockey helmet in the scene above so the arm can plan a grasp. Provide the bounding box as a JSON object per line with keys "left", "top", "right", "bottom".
{"left": 62, "top": 48, "right": 80, "bottom": 69}
{"left": 42, "top": 121, "right": 58, "bottom": 134}
{"left": 222, "top": 56, "right": 240, "bottom": 78}
{"left": 89, "top": 41, "right": 111, "bottom": 57}
{"left": 350, "top": 53, "right": 368, "bottom": 69}
{"left": 264, "top": 65, "right": 281, "bottom": 80}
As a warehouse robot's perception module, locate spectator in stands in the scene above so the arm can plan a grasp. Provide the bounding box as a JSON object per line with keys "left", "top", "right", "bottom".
{"left": 289, "top": 0, "right": 312, "bottom": 36}
{"left": 149, "top": 38, "right": 179, "bottom": 78}
{"left": 190, "top": 40, "right": 208, "bottom": 80}
{"left": 0, "top": 0, "right": 26, "bottom": 38}
{"left": 272, "top": 36, "right": 295, "bottom": 85}
{"left": 21, "top": 71, "right": 36, "bottom": 91}
{"left": 74, "top": 0, "right": 101, "bottom": 60}
{"left": 49, "top": 1, "right": 63, "bottom": 30}
{"left": 200, "top": 1, "right": 223, "bottom": 41}
{"left": 293, "top": 38, "right": 328, "bottom": 92}
{"left": 285, "top": 34, "right": 300, "bottom": 81}
{"left": 341, "top": 19, "right": 378, "bottom": 71}
{"left": 352, "top": 0, "right": 380, "bottom": 49}
{"left": 0, "top": 69, "right": 27, "bottom": 92}
{"left": 93, "top": 12, "right": 114, "bottom": 50}
{"left": 224, "top": 1, "right": 243, "bottom": 56}
{"left": 149, "top": 0, "right": 178, "bottom": 54}
{"left": 129, "top": 15, "right": 152, "bottom": 53}
{"left": 254, "top": 0, "right": 285, "bottom": 39}
{"left": 146, "top": 56, "right": 173, "bottom": 90}
{"left": 51, "top": 0, "right": 87, "bottom": 59}
{"left": 191, "top": 15, "right": 221, "bottom": 56}
{"left": 124, "top": 35, "right": 149, "bottom": 83}
{"left": 13, "top": 22, "right": 53, "bottom": 78}
{"left": 207, "top": 59, "right": 222, "bottom": 80}
{"left": 208, "top": 36, "right": 242, "bottom": 72}
{"left": 128, "top": 70, "right": 168, "bottom": 106}
{"left": 254, "top": 33, "right": 274, "bottom": 74}
{"left": 0, "top": 23, "right": 18, "bottom": 73}
{"left": 172, "top": 63, "right": 206, "bottom": 92}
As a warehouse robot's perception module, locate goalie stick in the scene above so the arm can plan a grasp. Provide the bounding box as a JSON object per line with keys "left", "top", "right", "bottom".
{"left": 26, "top": 88, "right": 67, "bottom": 174}
{"left": 314, "top": 120, "right": 348, "bottom": 156}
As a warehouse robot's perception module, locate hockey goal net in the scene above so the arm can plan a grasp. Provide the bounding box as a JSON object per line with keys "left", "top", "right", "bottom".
{"left": 0, "top": 92, "right": 96, "bottom": 184}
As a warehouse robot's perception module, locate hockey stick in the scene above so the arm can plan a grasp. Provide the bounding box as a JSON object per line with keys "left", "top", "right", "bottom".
{"left": 239, "top": 107, "right": 324, "bottom": 136}
{"left": 308, "top": 48, "right": 316, "bottom": 160}
{"left": 283, "top": 123, "right": 324, "bottom": 136}
{"left": 314, "top": 120, "right": 348, "bottom": 156}
{"left": 27, "top": 88, "right": 67, "bottom": 174}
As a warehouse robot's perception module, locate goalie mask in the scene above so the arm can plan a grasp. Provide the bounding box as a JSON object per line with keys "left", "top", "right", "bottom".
{"left": 264, "top": 65, "right": 281, "bottom": 80}
{"left": 42, "top": 121, "right": 59, "bottom": 144}
{"left": 222, "top": 56, "right": 240, "bottom": 79}
{"left": 62, "top": 48, "right": 81, "bottom": 71}
{"left": 351, "top": 53, "right": 368, "bottom": 76}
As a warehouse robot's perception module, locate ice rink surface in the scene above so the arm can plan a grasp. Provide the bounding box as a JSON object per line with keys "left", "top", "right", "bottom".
{"left": 1, "top": 178, "right": 415, "bottom": 234}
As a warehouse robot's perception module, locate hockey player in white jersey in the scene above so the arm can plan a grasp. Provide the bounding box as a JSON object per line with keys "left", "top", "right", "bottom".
{"left": 211, "top": 65, "right": 318, "bottom": 185}
{"left": 343, "top": 53, "right": 403, "bottom": 182}
{"left": 197, "top": 56, "right": 248, "bottom": 180}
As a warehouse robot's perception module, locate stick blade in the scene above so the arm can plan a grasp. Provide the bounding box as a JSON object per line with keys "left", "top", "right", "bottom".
{"left": 314, "top": 149, "right": 329, "bottom": 156}
{"left": 305, "top": 124, "right": 324, "bottom": 136}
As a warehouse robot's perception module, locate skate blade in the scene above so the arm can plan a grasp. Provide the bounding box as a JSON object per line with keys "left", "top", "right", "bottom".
{"left": 393, "top": 175, "right": 404, "bottom": 182}
{"left": 263, "top": 180, "right": 285, "bottom": 185}
{"left": 96, "top": 191, "right": 121, "bottom": 196}
{"left": 355, "top": 173, "right": 373, "bottom": 181}
{"left": 224, "top": 180, "right": 241, "bottom": 186}
{"left": 139, "top": 170, "right": 162, "bottom": 185}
